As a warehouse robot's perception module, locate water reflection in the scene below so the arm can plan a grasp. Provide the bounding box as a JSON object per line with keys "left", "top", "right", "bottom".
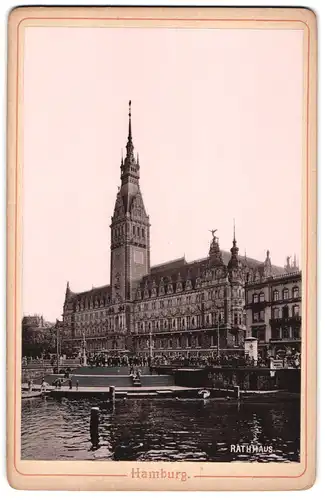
{"left": 21, "top": 398, "right": 300, "bottom": 462}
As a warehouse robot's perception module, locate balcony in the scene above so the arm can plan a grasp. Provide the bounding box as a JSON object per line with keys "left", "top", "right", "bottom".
{"left": 249, "top": 300, "right": 267, "bottom": 311}
{"left": 270, "top": 337, "right": 301, "bottom": 343}
{"left": 269, "top": 316, "right": 301, "bottom": 326}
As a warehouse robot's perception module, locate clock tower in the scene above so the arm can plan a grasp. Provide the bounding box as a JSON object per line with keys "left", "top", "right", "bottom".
{"left": 110, "top": 101, "right": 150, "bottom": 302}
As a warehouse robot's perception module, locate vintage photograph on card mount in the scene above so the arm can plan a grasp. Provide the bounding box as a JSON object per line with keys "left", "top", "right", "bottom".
{"left": 7, "top": 6, "right": 316, "bottom": 491}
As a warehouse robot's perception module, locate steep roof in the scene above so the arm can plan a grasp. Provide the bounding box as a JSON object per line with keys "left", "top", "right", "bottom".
{"left": 140, "top": 250, "right": 284, "bottom": 290}
{"left": 72, "top": 284, "right": 111, "bottom": 301}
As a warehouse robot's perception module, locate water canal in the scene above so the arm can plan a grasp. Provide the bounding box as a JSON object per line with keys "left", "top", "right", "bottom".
{"left": 21, "top": 397, "right": 300, "bottom": 462}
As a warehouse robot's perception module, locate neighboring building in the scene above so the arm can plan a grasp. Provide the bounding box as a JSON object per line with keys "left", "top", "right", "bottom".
{"left": 22, "top": 315, "right": 56, "bottom": 357}
{"left": 62, "top": 102, "right": 297, "bottom": 358}
{"left": 22, "top": 314, "right": 45, "bottom": 328}
{"left": 245, "top": 258, "right": 301, "bottom": 357}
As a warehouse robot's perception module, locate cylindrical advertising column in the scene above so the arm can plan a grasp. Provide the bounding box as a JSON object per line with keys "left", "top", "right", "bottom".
{"left": 244, "top": 337, "right": 258, "bottom": 363}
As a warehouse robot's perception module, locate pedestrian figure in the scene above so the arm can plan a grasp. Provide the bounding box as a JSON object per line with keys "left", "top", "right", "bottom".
{"left": 69, "top": 379, "right": 72, "bottom": 390}
{"left": 76, "top": 380, "right": 79, "bottom": 391}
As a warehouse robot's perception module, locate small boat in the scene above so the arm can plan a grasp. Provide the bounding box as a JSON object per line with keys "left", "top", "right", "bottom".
{"left": 198, "top": 389, "right": 211, "bottom": 400}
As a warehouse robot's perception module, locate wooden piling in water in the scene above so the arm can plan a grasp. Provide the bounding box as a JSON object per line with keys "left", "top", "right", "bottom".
{"left": 90, "top": 406, "right": 100, "bottom": 448}
{"left": 109, "top": 385, "right": 116, "bottom": 404}
{"left": 233, "top": 385, "right": 240, "bottom": 399}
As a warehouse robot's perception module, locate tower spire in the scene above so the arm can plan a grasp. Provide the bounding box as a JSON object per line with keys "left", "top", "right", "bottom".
{"left": 126, "top": 100, "right": 134, "bottom": 160}
{"left": 228, "top": 220, "right": 241, "bottom": 270}
{"left": 128, "top": 100, "right": 132, "bottom": 140}
{"left": 65, "top": 281, "right": 72, "bottom": 301}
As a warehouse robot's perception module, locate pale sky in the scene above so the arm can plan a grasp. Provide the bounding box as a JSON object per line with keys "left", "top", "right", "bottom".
{"left": 22, "top": 27, "right": 304, "bottom": 321}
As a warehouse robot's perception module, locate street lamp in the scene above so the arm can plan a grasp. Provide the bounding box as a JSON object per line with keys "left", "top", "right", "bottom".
{"left": 56, "top": 322, "right": 60, "bottom": 373}
{"left": 216, "top": 315, "right": 220, "bottom": 359}
{"left": 82, "top": 331, "right": 87, "bottom": 367}
{"left": 149, "top": 330, "right": 154, "bottom": 359}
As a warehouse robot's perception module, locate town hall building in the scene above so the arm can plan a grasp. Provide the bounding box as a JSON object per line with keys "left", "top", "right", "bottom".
{"left": 62, "top": 102, "right": 301, "bottom": 359}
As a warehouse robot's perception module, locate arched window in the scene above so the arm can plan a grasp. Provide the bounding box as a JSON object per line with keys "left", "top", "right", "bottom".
{"left": 253, "top": 293, "right": 258, "bottom": 303}
{"left": 273, "top": 290, "right": 279, "bottom": 301}
{"left": 283, "top": 288, "right": 289, "bottom": 300}
{"left": 293, "top": 305, "right": 300, "bottom": 317}
{"left": 259, "top": 292, "right": 265, "bottom": 302}
{"left": 273, "top": 307, "right": 279, "bottom": 319}
{"left": 292, "top": 286, "right": 299, "bottom": 299}
{"left": 142, "top": 228, "right": 145, "bottom": 238}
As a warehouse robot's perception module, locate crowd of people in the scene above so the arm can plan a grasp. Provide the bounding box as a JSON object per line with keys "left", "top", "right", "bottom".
{"left": 82, "top": 349, "right": 301, "bottom": 370}
{"left": 23, "top": 348, "right": 301, "bottom": 371}
{"left": 86, "top": 352, "right": 153, "bottom": 368}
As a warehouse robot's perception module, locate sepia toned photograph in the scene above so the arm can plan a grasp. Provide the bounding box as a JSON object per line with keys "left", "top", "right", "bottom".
{"left": 7, "top": 5, "right": 317, "bottom": 491}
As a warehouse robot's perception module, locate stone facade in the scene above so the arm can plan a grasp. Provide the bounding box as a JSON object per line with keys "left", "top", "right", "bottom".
{"left": 61, "top": 102, "right": 298, "bottom": 358}
{"left": 245, "top": 259, "right": 301, "bottom": 356}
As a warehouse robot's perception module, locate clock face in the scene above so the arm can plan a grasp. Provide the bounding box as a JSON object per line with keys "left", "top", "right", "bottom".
{"left": 133, "top": 249, "right": 144, "bottom": 265}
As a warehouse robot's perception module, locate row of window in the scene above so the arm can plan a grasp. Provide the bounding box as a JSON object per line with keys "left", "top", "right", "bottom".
{"left": 252, "top": 305, "right": 300, "bottom": 323}
{"left": 136, "top": 334, "right": 217, "bottom": 350}
{"left": 71, "top": 311, "right": 124, "bottom": 323}
{"left": 70, "top": 317, "right": 125, "bottom": 332}
{"left": 251, "top": 326, "right": 300, "bottom": 342}
{"left": 271, "top": 325, "right": 301, "bottom": 340}
{"left": 138, "top": 286, "right": 245, "bottom": 301}
{"left": 274, "top": 287, "right": 300, "bottom": 301}
{"left": 75, "top": 328, "right": 105, "bottom": 335}
{"left": 252, "top": 311, "right": 265, "bottom": 323}
{"left": 273, "top": 305, "right": 300, "bottom": 319}
{"left": 136, "top": 332, "right": 240, "bottom": 350}
{"left": 252, "top": 286, "right": 300, "bottom": 304}
{"left": 112, "top": 225, "right": 146, "bottom": 239}
{"left": 135, "top": 313, "right": 225, "bottom": 333}
{"left": 75, "top": 298, "right": 110, "bottom": 311}
{"left": 135, "top": 288, "right": 244, "bottom": 311}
